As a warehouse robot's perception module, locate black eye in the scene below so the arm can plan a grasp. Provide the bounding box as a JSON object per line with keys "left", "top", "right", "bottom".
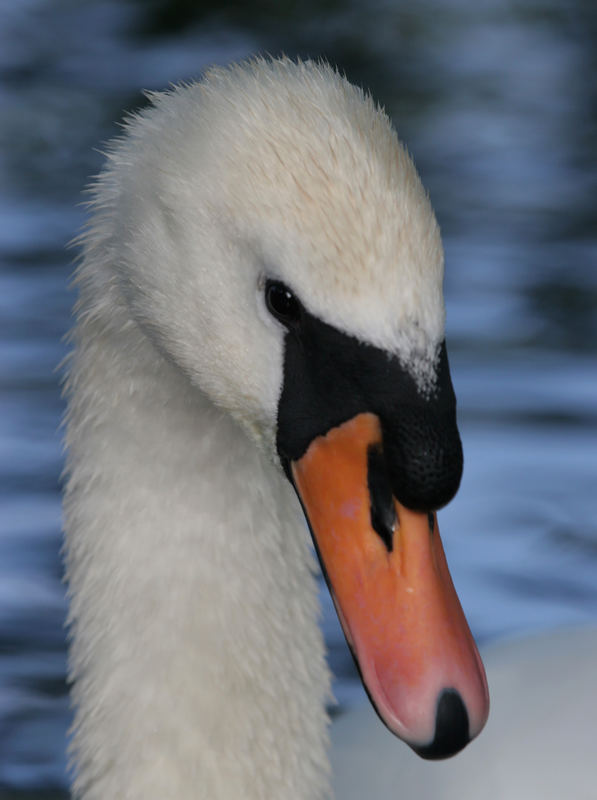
{"left": 265, "top": 280, "right": 302, "bottom": 326}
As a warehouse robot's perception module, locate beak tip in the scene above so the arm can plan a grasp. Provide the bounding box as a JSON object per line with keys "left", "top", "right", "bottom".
{"left": 409, "top": 688, "right": 472, "bottom": 761}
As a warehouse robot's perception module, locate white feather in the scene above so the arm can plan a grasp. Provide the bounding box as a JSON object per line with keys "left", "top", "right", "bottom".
{"left": 63, "top": 57, "right": 445, "bottom": 799}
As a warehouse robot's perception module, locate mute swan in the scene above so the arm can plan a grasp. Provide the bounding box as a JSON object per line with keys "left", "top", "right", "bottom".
{"left": 63, "top": 58, "right": 489, "bottom": 799}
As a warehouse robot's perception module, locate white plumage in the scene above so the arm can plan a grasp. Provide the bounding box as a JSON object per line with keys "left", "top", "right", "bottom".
{"left": 63, "top": 57, "right": 460, "bottom": 799}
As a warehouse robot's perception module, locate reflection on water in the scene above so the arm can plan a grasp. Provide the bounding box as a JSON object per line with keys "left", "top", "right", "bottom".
{"left": 1, "top": 0, "right": 595, "bottom": 793}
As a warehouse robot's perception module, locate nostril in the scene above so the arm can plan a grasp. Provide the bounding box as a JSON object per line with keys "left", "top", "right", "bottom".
{"left": 367, "top": 443, "right": 397, "bottom": 552}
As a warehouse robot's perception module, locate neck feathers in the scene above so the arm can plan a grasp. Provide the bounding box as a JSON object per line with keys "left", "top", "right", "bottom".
{"left": 63, "top": 302, "right": 331, "bottom": 799}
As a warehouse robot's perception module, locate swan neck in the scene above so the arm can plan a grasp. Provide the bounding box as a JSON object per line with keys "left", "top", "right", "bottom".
{"left": 63, "top": 313, "right": 330, "bottom": 799}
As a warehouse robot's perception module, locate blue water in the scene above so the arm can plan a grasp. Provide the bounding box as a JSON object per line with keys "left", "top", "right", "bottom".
{"left": 1, "top": 0, "right": 595, "bottom": 793}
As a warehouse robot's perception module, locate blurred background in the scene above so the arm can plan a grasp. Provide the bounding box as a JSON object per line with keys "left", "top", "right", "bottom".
{"left": 0, "top": 0, "right": 595, "bottom": 795}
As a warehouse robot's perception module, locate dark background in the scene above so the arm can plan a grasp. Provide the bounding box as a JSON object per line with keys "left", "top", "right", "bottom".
{"left": 1, "top": 0, "right": 596, "bottom": 794}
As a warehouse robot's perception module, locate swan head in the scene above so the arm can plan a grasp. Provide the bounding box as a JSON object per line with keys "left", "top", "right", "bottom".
{"left": 94, "top": 57, "right": 488, "bottom": 757}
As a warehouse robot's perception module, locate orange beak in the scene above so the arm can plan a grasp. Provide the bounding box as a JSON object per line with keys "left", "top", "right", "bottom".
{"left": 291, "top": 412, "right": 489, "bottom": 757}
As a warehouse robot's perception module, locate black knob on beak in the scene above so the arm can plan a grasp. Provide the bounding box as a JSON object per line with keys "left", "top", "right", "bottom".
{"left": 382, "top": 404, "right": 463, "bottom": 512}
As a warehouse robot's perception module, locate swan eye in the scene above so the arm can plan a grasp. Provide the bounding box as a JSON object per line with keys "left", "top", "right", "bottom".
{"left": 265, "top": 280, "right": 301, "bottom": 326}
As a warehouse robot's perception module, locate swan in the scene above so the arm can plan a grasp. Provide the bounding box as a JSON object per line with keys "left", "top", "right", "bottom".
{"left": 63, "top": 57, "right": 489, "bottom": 799}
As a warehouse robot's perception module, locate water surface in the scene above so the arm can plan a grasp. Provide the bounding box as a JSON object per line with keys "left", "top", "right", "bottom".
{"left": 1, "top": 0, "right": 595, "bottom": 793}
